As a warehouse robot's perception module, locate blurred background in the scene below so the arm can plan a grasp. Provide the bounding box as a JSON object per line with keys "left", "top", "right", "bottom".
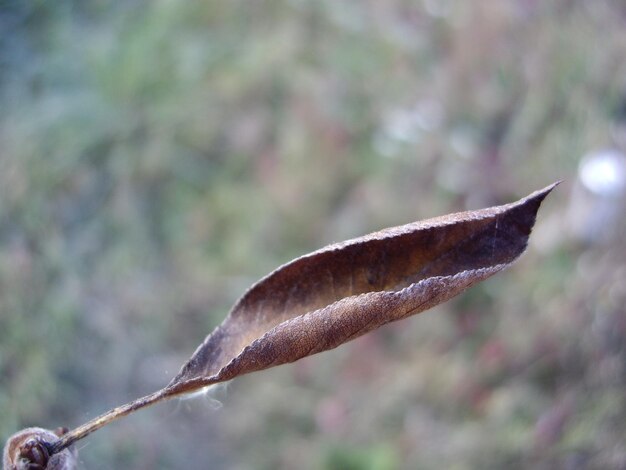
{"left": 1, "top": 1, "right": 626, "bottom": 469}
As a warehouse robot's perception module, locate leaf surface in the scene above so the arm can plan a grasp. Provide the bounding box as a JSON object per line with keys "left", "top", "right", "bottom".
{"left": 41, "top": 183, "right": 558, "bottom": 458}
{"left": 165, "top": 183, "right": 557, "bottom": 397}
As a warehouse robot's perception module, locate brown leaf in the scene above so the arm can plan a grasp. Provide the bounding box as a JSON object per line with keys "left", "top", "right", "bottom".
{"left": 42, "top": 183, "right": 558, "bottom": 456}
{"left": 164, "top": 183, "right": 558, "bottom": 397}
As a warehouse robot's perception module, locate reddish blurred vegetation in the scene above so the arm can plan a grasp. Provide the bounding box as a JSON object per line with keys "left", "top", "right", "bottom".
{"left": 1, "top": 1, "right": 625, "bottom": 469}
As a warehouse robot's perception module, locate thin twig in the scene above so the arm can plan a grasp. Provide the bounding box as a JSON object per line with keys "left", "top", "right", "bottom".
{"left": 47, "top": 388, "right": 170, "bottom": 455}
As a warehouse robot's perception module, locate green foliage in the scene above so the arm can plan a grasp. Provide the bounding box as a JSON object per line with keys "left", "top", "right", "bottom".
{"left": 323, "top": 443, "right": 397, "bottom": 470}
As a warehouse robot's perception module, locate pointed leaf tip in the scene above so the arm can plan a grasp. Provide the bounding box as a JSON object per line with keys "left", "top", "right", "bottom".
{"left": 166, "top": 184, "right": 557, "bottom": 397}
{"left": 524, "top": 181, "right": 560, "bottom": 204}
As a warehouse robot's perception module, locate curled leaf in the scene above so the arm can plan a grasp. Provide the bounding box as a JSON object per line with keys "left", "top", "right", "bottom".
{"left": 45, "top": 183, "right": 557, "bottom": 455}
{"left": 166, "top": 183, "right": 558, "bottom": 396}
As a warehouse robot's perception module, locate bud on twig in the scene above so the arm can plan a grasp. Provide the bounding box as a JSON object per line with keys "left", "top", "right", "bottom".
{"left": 3, "top": 427, "right": 76, "bottom": 470}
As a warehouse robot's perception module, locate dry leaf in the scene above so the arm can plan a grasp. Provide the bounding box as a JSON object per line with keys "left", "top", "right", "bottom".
{"left": 165, "top": 183, "right": 558, "bottom": 396}
{"left": 43, "top": 182, "right": 557, "bottom": 458}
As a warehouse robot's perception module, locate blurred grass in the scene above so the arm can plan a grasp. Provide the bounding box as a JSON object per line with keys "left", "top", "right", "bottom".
{"left": 2, "top": 1, "right": 626, "bottom": 468}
